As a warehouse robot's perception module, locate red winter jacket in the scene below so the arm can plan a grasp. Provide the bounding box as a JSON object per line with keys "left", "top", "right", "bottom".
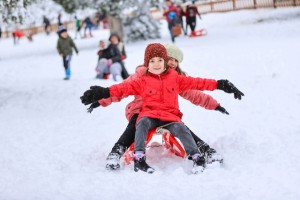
{"left": 107, "top": 67, "right": 218, "bottom": 123}
{"left": 163, "top": 4, "right": 180, "bottom": 23}
{"left": 99, "top": 66, "right": 219, "bottom": 121}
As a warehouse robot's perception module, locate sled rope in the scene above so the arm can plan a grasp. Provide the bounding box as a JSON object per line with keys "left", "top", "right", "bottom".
{"left": 155, "top": 122, "right": 179, "bottom": 134}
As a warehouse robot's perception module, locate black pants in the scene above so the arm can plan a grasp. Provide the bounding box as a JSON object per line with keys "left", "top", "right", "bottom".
{"left": 114, "top": 114, "right": 206, "bottom": 150}
{"left": 187, "top": 17, "right": 197, "bottom": 32}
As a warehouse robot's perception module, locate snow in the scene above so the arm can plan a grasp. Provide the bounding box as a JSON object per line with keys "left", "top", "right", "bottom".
{"left": 1, "top": 7, "right": 300, "bottom": 200}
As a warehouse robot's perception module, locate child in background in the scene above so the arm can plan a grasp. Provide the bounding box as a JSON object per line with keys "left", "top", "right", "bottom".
{"left": 95, "top": 40, "right": 110, "bottom": 79}
{"left": 56, "top": 25, "right": 79, "bottom": 80}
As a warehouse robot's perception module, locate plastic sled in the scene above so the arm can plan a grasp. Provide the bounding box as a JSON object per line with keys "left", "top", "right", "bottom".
{"left": 123, "top": 128, "right": 186, "bottom": 165}
{"left": 189, "top": 29, "right": 208, "bottom": 37}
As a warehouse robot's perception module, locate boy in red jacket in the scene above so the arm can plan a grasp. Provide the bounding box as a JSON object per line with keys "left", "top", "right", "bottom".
{"left": 89, "top": 43, "right": 227, "bottom": 171}
{"left": 80, "top": 43, "right": 244, "bottom": 174}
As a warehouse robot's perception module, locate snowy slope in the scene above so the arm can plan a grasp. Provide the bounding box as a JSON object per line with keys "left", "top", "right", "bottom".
{"left": 1, "top": 7, "right": 300, "bottom": 200}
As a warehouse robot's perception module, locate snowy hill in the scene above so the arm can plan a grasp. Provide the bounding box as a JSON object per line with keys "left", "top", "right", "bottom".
{"left": 0, "top": 7, "right": 300, "bottom": 200}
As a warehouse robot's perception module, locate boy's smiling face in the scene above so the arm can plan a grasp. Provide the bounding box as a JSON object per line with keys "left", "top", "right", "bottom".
{"left": 148, "top": 57, "right": 165, "bottom": 75}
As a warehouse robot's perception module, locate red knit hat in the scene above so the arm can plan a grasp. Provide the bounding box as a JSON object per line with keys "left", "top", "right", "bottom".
{"left": 144, "top": 43, "right": 168, "bottom": 67}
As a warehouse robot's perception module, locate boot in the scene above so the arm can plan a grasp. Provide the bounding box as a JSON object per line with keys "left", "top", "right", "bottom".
{"left": 191, "top": 154, "right": 206, "bottom": 174}
{"left": 134, "top": 154, "right": 155, "bottom": 174}
{"left": 206, "top": 148, "right": 223, "bottom": 164}
{"left": 197, "top": 141, "right": 223, "bottom": 164}
{"left": 105, "top": 143, "right": 127, "bottom": 170}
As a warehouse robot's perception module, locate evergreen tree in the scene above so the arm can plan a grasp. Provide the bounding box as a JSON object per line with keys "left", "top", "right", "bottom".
{"left": 53, "top": 0, "right": 162, "bottom": 42}
{"left": 99, "top": 0, "right": 162, "bottom": 42}
{"left": 0, "top": 0, "right": 36, "bottom": 24}
{"left": 123, "top": 0, "right": 161, "bottom": 42}
{"left": 52, "top": 0, "right": 77, "bottom": 13}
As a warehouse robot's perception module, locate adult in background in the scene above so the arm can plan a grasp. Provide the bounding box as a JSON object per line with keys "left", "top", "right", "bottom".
{"left": 57, "top": 13, "right": 62, "bottom": 26}
{"left": 163, "top": 0, "right": 180, "bottom": 43}
{"left": 83, "top": 16, "right": 94, "bottom": 38}
{"left": 43, "top": 16, "right": 51, "bottom": 35}
{"left": 109, "top": 33, "right": 129, "bottom": 80}
{"left": 177, "top": 4, "right": 186, "bottom": 35}
{"left": 95, "top": 33, "right": 129, "bottom": 81}
{"left": 74, "top": 16, "right": 82, "bottom": 39}
{"left": 185, "top": 0, "right": 202, "bottom": 36}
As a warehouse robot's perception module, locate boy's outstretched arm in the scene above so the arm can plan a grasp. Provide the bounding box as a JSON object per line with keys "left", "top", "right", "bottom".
{"left": 80, "top": 86, "right": 110, "bottom": 106}
{"left": 217, "top": 80, "right": 244, "bottom": 100}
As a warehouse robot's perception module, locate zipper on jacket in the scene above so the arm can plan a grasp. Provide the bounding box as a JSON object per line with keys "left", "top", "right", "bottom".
{"left": 158, "top": 74, "right": 164, "bottom": 103}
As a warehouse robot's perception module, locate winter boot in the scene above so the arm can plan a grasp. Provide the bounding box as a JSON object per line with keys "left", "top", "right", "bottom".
{"left": 105, "top": 143, "right": 127, "bottom": 170}
{"left": 197, "top": 141, "right": 210, "bottom": 155}
{"left": 196, "top": 141, "right": 223, "bottom": 164}
{"left": 191, "top": 154, "right": 206, "bottom": 174}
{"left": 134, "top": 153, "right": 155, "bottom": 174}
{"left": 206, "top": 148, "right": 223, "bottom": 165}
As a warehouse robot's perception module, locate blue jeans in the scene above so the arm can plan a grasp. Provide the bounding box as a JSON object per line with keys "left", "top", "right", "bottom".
{"left": 63, "top": 55, "right": 72, "bottom": 78}
{"left": 135, "top": 117, "right": 200, "bottom": 156}
{"left": 168, "top": 23, "right": 175, "bottom": 43}
{"left": 96, "top": 59, "right": 122, "bottom": 81}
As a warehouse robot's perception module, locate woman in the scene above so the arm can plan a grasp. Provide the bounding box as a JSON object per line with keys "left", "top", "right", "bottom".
{"left": 96, "top": 33, "right": 129, "bottom": 81}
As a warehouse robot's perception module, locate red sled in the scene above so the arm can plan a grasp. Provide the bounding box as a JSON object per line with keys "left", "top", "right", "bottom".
{"left": 189, "top": 29, "right": 208, "bottom": 37}
{"left": 123, "top": 128, "right": 186, "bottom": 165}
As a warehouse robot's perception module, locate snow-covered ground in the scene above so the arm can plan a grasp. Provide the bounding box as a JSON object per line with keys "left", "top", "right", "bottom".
{"left": 1, "top": 7, "right": 300, "bottom": 200}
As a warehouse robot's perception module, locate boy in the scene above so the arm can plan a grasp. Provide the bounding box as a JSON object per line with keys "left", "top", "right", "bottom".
{"left": 56, "top": 25, "right": 79, "bottom": 80}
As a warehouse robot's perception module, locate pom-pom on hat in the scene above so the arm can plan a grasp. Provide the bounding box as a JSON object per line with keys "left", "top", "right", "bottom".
{"left": 144, "top": 43, "right": 168, "bottom": 67}
{"left": 164, "top": 43, "right": 184, "bottom": 63}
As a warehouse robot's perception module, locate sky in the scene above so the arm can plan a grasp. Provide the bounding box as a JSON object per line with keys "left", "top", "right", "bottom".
{"left": 0, "top": 7, "right": 300, "bottom": 200}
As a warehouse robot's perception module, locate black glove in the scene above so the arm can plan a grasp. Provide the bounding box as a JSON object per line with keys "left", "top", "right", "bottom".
{"left": 80, "top": 86, "right": 110, "bottom": 105}
{"left": 215, "top": 105, "right": 229, "bottom": 115}
{"left": 87, "top": 102, "right": 100, "bottom": 113}
{"left": 217, "top": 80, "right": 244, "bottom": 100}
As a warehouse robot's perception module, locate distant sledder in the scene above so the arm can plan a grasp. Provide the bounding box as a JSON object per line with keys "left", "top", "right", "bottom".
{"left": 185, "top": 0, "right": 206, "bottom": 38}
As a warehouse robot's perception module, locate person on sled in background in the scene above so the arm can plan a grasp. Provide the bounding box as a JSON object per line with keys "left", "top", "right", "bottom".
{"left": 80, "top": 43, "right": 244, "bottom": 174}
{"left": 56, "top": 25, "right": 79, "bottom": 80}
{"left": 163, "top": 0, "right": 180, "bottom": 43}
{"left": 95, "top": 39, "right": 111, "bottom": 79}
{"left": 109, "top": 33, "right": 129, "bottom": 80}
{"left": 88, "top": 43, "right": 228, "bottom": 171}
{"left": 95, "top": 34, "right": 129, "bottom": 81}
{"left": 185, "top": 0, "right": 202, "bottom": 36}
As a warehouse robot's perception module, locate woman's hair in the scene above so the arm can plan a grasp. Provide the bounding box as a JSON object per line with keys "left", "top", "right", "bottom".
{"left": 175, "top": 64, "right": 187, "bottom": 76}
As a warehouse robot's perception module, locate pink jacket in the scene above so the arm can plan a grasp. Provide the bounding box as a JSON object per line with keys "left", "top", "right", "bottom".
{"left": 99, "top": 66, "right": 219, "bottom": 121}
